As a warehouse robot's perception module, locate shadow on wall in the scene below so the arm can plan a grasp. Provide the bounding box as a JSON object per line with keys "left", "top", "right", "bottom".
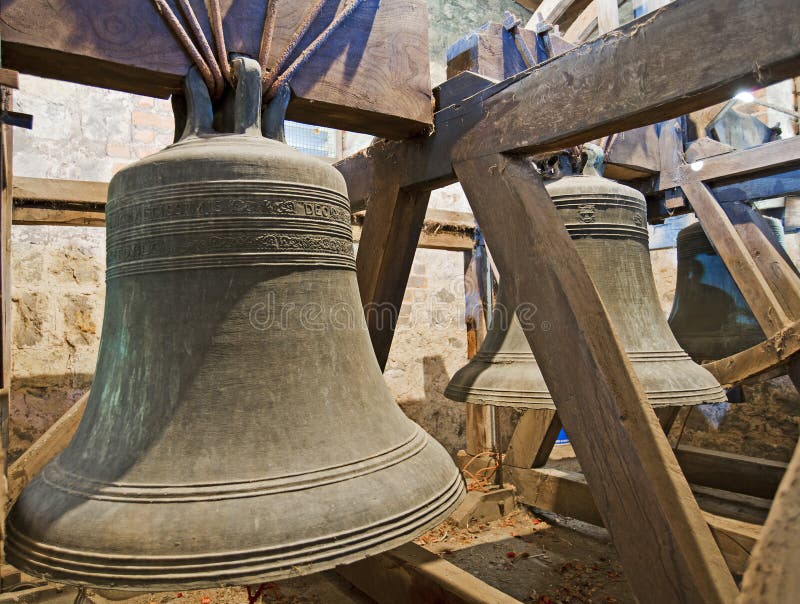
{"left": 396, "top": 355, "right": 466, "bottom": 458}
{"left": 10, "top": 374, "right": 93, "bottom": 464}
{"left": 396, "top": 355, "right": 523, "bottom": 458}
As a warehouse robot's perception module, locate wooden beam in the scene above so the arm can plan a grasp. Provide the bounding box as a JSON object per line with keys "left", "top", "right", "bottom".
{"left": 563, "top": 1, "right": 597, "bottom": 44}
{"left": 507, "top": 466, "right": 761, "bottom": 577}
{"left": 12, "top": 176, "right": 107, "bottom": 206}
{"left": 594, "top": 0, "right": 619, "bottom": 34}
{"left": 0, "top": 0, "right": 433, "bottom": 138}
{"left": 354, "top": 163, "right": 429, "bottom": 370}
{"left": 704, "top": 320, "right": 800, "bottom": 388}
{"left": 453, "top": 150, "right": 737, "bottom": 603}
{"left": 337, "top": 0, "right": 800, "bottom": 201}
{"left": 0, "top": 68, "right": 18, "bottom": 89}
{"left": 658, "top": 118, "right": 686, "bottom": 208}
{"left": 739, "top": 441, "right": 800, "bottom": 602}
{"left": 5, "top": 392, "right": 88, "bottom": 513}
{"left": 455, "top": 0, "right": 800, "bottom": 160}
{"left": 12, "top": 207, "right": 104, "bottom": 227}
{"left": 504, "top": 409, "right": 561, "bottom": 469}
{"left": 676, "top": 445, "right": 787, "bottom": 500}
{"left": 337, "top": 542, "right": 523, "bottom": 604}
{"left": 661, "top": 136, "right": 800, "bottom": 190}
{"left": 0, "top": 74, "right": 12, "bottom": 576}
{"left": 602, "top": 124, "right": 661, "bottom": 180}
{"left": 520, "top": 0, "right": 593, "bottom": 30}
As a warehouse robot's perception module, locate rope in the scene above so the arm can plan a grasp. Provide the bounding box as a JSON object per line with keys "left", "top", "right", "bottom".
{"left": 176, "top": 0, "right": 223, "bottom": 99}
{"left": 262, "top": 0, "right": 329, "bottom": 90}
{"left": 461, "top": 451, "right": 500, "bottom": 493}
{"left": 207, "top": 0, "right": 233, "bottom": 84}
{"left": 151, "top": 0, "right": 216, "bottom": 94}
{"left": 266, "top": 0, "right": 367, "bottom": 100}
{"left": 258, "top": 1, "right": 279, "bottom": 80}
{"left": 152, "top": 0, "right": 368, "bottom": 114}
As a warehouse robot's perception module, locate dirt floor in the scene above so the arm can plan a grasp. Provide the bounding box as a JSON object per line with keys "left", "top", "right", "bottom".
{"left": 80, "top": 505, "right": 632, "bottom": 604}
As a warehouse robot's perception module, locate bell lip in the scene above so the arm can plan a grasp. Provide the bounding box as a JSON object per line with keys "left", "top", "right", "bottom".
{"left": 444, "top": 366, "right": 728, "bottom": 408}
{"left": 6, "top": 468, "right": 465, "bottom": 590}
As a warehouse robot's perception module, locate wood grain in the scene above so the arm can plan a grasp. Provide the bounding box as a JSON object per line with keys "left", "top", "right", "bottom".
{"left": 507, "top": 466, "right": 761, "bottom": 577}
{"left": 661, "top": 135, "right": 800, "bottom": 190}
{"left": 453, "top": 151, "right": 737, "bottom": 603}
{"left": 0, "top": 0, "right": 432, "bottom": 138}
{"left": 739, "top": 441, "right": 800, "bottom": 601}
{"left": 338, "top": 0, "right": 800, "bottom": 199}
{"left": 676, "top": 445, "right": 787, "bottom": 500}
{"left": 504, "top": 409, "right": 561, "bottom": 469}
{"left": 338, "top": 542, "right": 523, "bottom": 604}
{"left": 454, "top": 0, "right": 800, "bottom": 159}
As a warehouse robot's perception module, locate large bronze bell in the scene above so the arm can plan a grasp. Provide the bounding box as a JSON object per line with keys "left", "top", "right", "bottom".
{"left": 445, "top": 160, "right": 727, "bottom": 409}
{"left": 6, "top": 59, "right": 463, "bottom": 590}
{"left": 668, "top": 217, "right": 785, "bottom": 361}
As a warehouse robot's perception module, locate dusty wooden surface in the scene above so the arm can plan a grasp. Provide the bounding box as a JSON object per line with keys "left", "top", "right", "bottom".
{"left": 0, "top": 0, "right": 433, "bottom": 138}
{"left": 504, "top": 409, "right": 561, "bottom": 469}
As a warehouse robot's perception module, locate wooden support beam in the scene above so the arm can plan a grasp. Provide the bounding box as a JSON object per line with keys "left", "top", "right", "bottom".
{"left": 661, "top": 136, "right": 800, "bottom": 190}
{"left": 337, "top": 542, "right": 523, "bottom": 604}
{"left": 594, "top": 0, "right": 619, "bottom": 34}
{"left": 504, "top": 409, "right": 561, "bottom": 469}
{"left": 563, "top": 1, "right": 597, "bottom": 44}
{"left": 658, "top": 118, "right": 686, "bottom": 209}
{"left": 601, "top": 124, "right": 661, "bottom": 181}
{"left": 354, "top": 163, "right": 430, "bottom": 370}
{"left": 12, "top": 176, "right": 107, "bottom": 206}
{"left": 0, "top": 0, "right": 433, "bottom": 138}
{"left": 739, "top": 440, "right": 800, "bottom": 602}
{"left": 462, "top": 236, "right": 495, "bottom": 457}
{"left": 5, "top": 392, "right": 87, "bottom": 513}
{"left": 456, "top": 0, "right": 800, "bottom": 160}
{"left": 0, "top": 75, "right": 12, "bottom": 576}
{"left": 676, "top": 445, "right": 787, "bottom": 500}
{"left": 507, "top": 466, "right": 761, "bottom": 577}
{"left": 337, "top": 0, "right": 800, "bottom": 202}
{"left": 453, "top": 150, "right": 737, "bottom": 603}
{"left": 704, "top": 320, "right": 800, "bottom": 388}
{"left": 520, "top": 0, "right": 593, "bottom": 30}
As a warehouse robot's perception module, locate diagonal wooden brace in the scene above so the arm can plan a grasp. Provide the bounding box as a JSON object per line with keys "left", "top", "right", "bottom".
{"left": 452, "top": 150, "right": 738, "bottom": 603}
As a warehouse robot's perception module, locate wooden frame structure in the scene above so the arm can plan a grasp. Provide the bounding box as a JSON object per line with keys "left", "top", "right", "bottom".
{"left": 2, "top": 0, "right": 800, "bottom": 602}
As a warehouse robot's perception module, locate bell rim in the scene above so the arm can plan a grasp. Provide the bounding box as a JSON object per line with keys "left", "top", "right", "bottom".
{"left": 6, "top": 463, "right": 464, "bottom": 590}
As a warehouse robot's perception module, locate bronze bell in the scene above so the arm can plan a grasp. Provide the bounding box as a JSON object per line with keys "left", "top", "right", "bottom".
{"left": 6, "top": 59, "right": 464, "bottom": 590}
{"left": 669, "top": 217, "right": 785, "bottom": 362}
{"left": 446, "top": 159, "right": 727, "bottom": 409}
